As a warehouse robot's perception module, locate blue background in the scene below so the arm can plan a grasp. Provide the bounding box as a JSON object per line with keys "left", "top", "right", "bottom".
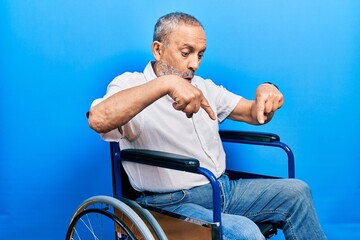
{"left": 1, "top": 1, "right": 359, "bottom": 239}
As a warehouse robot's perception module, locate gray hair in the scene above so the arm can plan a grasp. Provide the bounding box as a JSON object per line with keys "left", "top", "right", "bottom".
{"left": 153, "top": 12, "right": 203, "bottom": 46}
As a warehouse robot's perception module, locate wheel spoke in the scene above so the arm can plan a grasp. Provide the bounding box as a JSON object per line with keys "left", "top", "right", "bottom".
{"left": 66, "top": 196, "right": 156, "bottom": 240}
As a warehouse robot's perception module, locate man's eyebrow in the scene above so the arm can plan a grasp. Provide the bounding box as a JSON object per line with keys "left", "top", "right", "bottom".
{"left": 181, "top": 44, "right": 195, "bottom": 50}
{"left": 181, "top": 44, "right": 206, "bottom": 53}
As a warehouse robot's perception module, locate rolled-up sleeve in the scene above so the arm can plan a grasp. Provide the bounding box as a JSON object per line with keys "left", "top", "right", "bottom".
{"left": 216, "top": 86, "right": 242, "bottom": 123}
{"left": 89, "top": 72, "right": 144, "bottom": 142}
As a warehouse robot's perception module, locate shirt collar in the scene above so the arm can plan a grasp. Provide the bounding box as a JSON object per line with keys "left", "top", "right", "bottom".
{"left": 143, "top": 61, "right": 157, "bottom": 82}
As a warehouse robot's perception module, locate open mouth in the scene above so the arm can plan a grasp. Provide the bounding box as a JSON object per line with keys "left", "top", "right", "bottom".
{"left": 181, "top": 69, "right": 194, "bottom": 80}
{"left": 182, "top": 72, "right": 194, "bottom": 81}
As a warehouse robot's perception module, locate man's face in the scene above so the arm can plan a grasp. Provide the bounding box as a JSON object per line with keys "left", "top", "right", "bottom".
{"left": 154, "top": 24, "right": 206, "bottom": 81}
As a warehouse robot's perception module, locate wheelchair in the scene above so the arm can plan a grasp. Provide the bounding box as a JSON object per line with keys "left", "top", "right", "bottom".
{"left": 66, "top": 130, "right": 295, "bottom": 240}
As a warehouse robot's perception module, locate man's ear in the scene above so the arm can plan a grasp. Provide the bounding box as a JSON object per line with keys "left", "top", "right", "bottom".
{"left": 152, "top": 41, "right": 163, "bottom": 61}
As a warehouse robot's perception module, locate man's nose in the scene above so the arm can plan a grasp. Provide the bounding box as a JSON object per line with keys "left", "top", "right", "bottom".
{"left": 188, "top": 55, "right": 201, "bottom": 71}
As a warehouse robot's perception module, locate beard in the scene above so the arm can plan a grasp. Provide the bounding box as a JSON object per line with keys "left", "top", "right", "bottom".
{"left": 155, "top": 60, "right": 194, "bottom": 80}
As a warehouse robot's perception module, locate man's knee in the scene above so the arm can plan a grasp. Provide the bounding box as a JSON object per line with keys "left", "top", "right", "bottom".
{"left": 280, "top": 179, "right": 314, "bottom": 209}
{"left": 286, "top": 179, "right": 312, "bottom": 198}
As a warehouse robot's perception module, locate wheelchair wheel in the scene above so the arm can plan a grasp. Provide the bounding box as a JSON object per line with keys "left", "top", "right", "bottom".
{"left": 117, "top": 196, "right": 168, "bottom": 240}
{"left": 66, "top": 195, "right": 155, "bottom": 240}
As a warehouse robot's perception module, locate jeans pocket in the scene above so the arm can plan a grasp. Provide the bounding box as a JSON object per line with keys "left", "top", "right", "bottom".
{"left": 140, "top": 190, "right": 187, "bottom": 208}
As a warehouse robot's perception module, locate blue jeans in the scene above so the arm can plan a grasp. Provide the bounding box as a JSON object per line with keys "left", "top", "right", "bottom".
{"left": 137, "top": 175, "right": 326, "bottom": 240}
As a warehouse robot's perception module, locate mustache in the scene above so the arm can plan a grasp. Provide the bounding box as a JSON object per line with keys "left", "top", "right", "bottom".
{"left": 156, "top": 61, "right": 195, "bottom": 79}
{"left": 180, "top": 70, "right": 194, "bottom": 79}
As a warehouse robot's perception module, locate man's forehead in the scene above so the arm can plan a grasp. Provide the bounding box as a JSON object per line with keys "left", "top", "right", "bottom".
{"left": 169, "top": 24, "right": 206, "bottom": 47}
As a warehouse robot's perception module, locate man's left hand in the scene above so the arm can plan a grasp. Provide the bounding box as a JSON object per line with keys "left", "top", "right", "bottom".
{"left": 254, "top": 83, "right": 284, "bottom": 124}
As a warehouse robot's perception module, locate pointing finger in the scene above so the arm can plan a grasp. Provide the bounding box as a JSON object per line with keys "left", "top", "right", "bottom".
{"left": 256, "top": 95, "right": 266, "bottom": 124}
{"left": 201, "top": 98, "right": 216, "bottom": 120}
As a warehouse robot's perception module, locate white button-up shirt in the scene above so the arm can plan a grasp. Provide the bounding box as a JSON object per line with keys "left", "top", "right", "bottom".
{"left": 92, "top": 62, "right": 241, "bottom": 192}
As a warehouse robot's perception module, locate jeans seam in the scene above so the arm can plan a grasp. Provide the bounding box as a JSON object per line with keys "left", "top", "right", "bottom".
{"left": 144, "top": 190, "right": 187, "bottom": 207}
{"left": 245, "top": 209, "right": 289, "bottom": 218}
{"left": 219, "top": 180, "right": 226, "bottom": 210}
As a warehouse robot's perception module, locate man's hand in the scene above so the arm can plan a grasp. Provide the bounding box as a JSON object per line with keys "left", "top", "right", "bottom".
{"left": 166, "top": 75, "right": 216, "bottom": 120}
{"left": 253, "top": 83, "right": 284, "bottom": 124}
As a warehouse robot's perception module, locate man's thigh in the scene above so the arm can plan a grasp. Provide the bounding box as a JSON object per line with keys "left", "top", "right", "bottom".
{"left": 225, "top": 178, "right": 309, "bottom": 223}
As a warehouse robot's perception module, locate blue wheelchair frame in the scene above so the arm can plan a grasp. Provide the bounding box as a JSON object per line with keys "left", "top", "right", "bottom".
{"left": 110, "top": 130, "right": 295, "bottom": 239}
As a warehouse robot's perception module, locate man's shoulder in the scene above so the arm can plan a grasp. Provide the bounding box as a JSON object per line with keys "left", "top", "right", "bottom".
{"left": 192, "top": 75, "right": 219, "bottom": 89}
{"left": 111, "top": 61, "right": 155, "bottom": 86}
{"left": 110, "top": 71, "right": 146, "bottom": 87}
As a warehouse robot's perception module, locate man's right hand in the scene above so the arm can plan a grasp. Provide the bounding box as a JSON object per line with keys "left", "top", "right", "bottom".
{"left": 164, "top": 75, "right": 216, "bottom": 120}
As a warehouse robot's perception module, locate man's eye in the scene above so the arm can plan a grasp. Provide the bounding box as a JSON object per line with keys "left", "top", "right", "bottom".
{"left": 198, "top": 54, "right": 204, "bottom": 60}
{"left": 181, "top": 52, "right": 190, "bottom": 57}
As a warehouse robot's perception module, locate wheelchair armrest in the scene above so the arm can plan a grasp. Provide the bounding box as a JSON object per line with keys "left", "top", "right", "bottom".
{"left": 219, "top": 130, "right": 295, "bottom": 178}
{"left": 219, "top": 130, "right": 280, "bottom": 143}
{"left": 120, "top": 149, "right": 200, "bottom": 172}
{"left": 119, "top": 148, "right": 222, "bottom": 225}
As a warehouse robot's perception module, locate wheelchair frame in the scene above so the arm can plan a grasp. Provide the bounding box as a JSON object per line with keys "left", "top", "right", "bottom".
{"left": 66, "top": 130, "right": 295, "bottom": 240}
